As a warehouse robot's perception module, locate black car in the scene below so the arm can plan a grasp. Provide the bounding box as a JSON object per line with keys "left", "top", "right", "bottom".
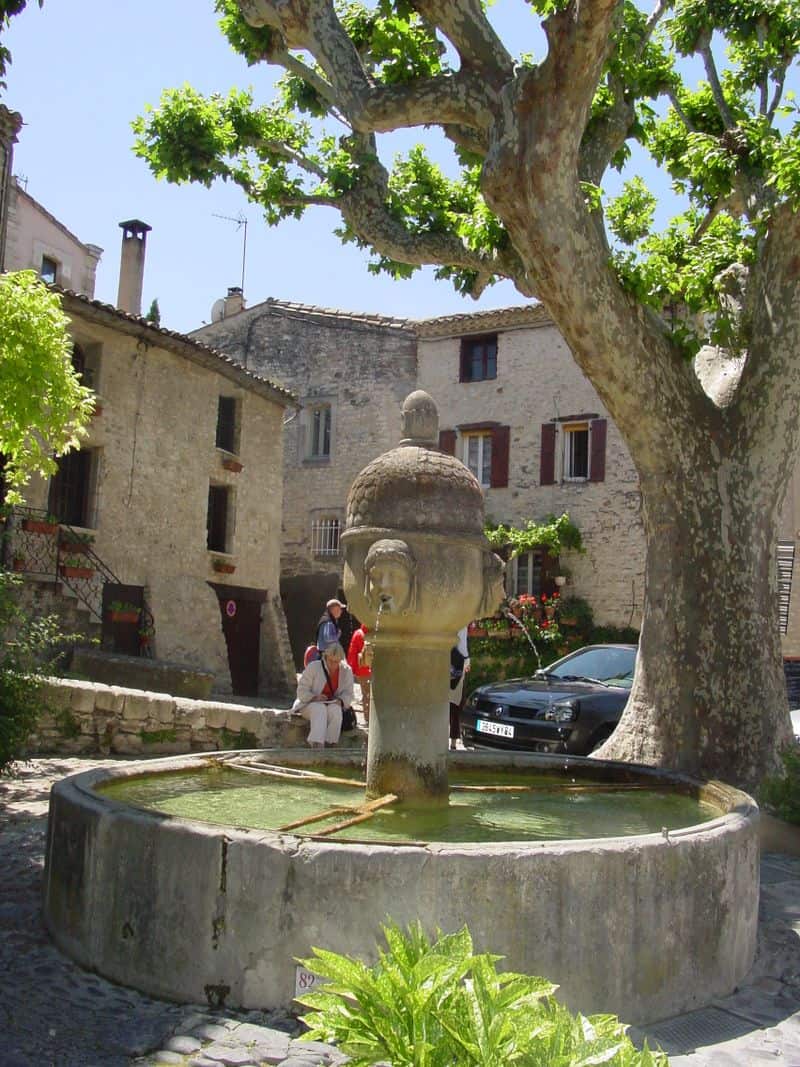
{"left": 460, "top": 644, "right": 636, "bottom": 755}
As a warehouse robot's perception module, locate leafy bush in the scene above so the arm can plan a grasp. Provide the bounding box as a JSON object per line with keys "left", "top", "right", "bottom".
{"left": 0, "top": 571, "right": 73, "bottom": 773}
{"left": 759, "top": 746, "right": 800, "bottom": 826}
{"left": 297, "top": 921, "right": 668, "bottom": 1066}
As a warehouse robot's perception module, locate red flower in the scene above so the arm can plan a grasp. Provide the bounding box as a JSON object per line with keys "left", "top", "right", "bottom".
{"left": 541, "top": 620, "right": 549, "bottom": 628}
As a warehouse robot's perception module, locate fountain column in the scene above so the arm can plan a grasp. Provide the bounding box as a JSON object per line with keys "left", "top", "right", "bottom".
{"left": 342, "top": 391, "right": 504, "bottom": 804}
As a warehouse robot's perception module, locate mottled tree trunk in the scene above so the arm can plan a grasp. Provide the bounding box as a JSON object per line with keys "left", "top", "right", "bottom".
{"left": 596, "top": 462, "right": 793, "bottom": 790}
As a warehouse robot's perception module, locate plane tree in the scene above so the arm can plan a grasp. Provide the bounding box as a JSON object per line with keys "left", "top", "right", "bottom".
{"left": 133, "top": 0, "right": 800, "bottom": 789}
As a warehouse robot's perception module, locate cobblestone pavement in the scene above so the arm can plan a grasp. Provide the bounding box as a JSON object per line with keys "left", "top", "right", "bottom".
{"left": 2, "top": 757, "right": 799, "bottom": 1066}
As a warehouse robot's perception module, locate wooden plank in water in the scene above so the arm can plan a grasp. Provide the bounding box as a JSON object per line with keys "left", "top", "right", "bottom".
{"left": 277, "top": 805, "right": 352, "bottom": 832}
{"left": 228, "top": 761, "right": 365, "bottom": 789}
{"left": 450, "top": 782, "right": 671, "bottom": 794}
{"left": 314, "top": 794, "right": 398, "bottom": 837}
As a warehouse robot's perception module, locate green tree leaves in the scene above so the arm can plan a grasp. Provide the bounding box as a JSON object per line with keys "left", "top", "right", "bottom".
{"left": 0, "top": 271, "right": 93, "bottom": 502}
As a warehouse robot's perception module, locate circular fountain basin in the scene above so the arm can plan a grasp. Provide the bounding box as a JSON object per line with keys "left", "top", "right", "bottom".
{"left": 44, "top": 750, "right": 759, "bottom": 1025}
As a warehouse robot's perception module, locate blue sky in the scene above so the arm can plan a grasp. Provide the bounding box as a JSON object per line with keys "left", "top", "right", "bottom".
{"left": 0, "top": 2, "right": 720, "bottom": 333}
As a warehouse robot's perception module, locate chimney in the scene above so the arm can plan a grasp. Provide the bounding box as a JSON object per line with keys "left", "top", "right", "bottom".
{"left": 117, "top": 219, "right": 151, "bottom": 315}
{"left": 223, "top": 286, "right": 245, "bottom": 318}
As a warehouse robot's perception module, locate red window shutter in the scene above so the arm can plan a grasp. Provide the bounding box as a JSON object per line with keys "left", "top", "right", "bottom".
{"left": 490, "top": 425, "right": 510, "bottom": 488}
{"left": 589, "top": 418, "right": 607, "bottom": 482}
{"left": 439, "top": 429, "right": 456, "bottom": 455}
{"left": 540, "top": 423, "right": 556, "bottom": 485}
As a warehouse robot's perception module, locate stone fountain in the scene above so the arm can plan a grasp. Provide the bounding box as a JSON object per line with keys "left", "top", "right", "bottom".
{"left": 42, "top": 391, "right": 759, "bottom": 1025}
{"left": 341, "top": 389, "right": 503, "bottom": 803}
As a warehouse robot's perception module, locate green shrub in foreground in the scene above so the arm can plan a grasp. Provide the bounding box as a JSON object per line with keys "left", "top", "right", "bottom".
{"left": 297, "top": 921, "right": 668, "bottom": 1066}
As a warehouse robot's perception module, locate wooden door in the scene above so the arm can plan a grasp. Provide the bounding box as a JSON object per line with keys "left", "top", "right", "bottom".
{"left": 211, "top": 584, "right": 264, "bottom": 696}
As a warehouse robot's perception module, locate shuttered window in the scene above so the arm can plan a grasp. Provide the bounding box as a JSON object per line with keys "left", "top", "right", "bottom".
{"left": 459, "top": 334, "right": 498, "bottom": 382}
{"left": 540, "top": 418, "right": 606, "bottom": 484}
{"left": 464, "top": 433, "right": 492, "bottom": 487}
{"left": 455, "top": 423, "right": 510, "bottom": 488}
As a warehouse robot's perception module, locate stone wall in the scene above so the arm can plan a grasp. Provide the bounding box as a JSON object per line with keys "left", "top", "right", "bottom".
{"left": 30, "top": 677, "right": 315, "bottom": 757}
{"left": 417, "top": 316, "right": 645, "bottom": 628}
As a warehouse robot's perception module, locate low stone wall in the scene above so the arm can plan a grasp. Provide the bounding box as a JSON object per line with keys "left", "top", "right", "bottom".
{"left": 29, "top": 677, "right": 365, "bottom": 757}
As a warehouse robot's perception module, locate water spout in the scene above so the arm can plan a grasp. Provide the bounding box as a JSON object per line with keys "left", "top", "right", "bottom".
{"left": 502, "top": 607, "right": 544, "bottom": 674}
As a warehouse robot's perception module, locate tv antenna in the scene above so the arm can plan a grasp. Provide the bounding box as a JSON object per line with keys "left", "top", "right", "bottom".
{"left": 213, "top": 211, "right": 248, "bottom": 294}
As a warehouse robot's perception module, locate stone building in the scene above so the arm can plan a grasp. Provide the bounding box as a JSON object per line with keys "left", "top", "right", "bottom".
{"left": 11, "top": 285, "right": 297, "bottom": 697}
{"left": 416, "top": 306, "right": 645, "bottom": 628}
{"left": 193, "top": 295, "right": 417, "bottom": 663}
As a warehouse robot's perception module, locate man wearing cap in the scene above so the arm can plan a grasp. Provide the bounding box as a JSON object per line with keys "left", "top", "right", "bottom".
{"left": 315, "top": 598, "right": 343, "bottom": 655}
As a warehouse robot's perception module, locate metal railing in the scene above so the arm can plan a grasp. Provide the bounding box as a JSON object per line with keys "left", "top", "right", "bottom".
{"left": 1, "top": 505, "right": 155, "bottom": 656}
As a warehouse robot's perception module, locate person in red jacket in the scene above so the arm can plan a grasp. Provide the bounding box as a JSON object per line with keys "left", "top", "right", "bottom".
{"left": 347, "top": 624, "right": 372, "bottom": 724}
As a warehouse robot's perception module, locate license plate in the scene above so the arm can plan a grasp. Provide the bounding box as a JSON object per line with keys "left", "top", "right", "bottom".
{"left": 476, "top": 719, "right": 514, "bottom": 739}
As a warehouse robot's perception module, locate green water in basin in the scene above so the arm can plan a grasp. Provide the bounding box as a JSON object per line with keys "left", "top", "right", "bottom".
{"left": 96, "top": 765, "right": 721, "bottom": 844}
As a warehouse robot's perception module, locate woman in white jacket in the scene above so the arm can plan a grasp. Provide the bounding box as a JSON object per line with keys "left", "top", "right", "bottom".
{"left": 292, "top": 642, "right": 354, "bottom": 747}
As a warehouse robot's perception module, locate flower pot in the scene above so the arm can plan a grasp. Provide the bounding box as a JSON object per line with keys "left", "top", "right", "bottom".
{"left": 59, "top": 564, "right": 94, "bottom": 579}
{"left": 91, "top": 404, "right": 103, "bottom": 417}
{"left": 212, "top": 561, "right": 236, "bottom": 574}
{"left": 59, "top": 540, "right": 91, "bottom": 555}
{"left": 110, "top": 611, "right": 140, "bottom": 624}
{"left": 469, "top": 627, "right": 488, "bottom": 638}
{"left": 23, "top": 519, "right": 58, "bottom": 535}
{"left": 560, "top": 616, "right": 578, "bottom": 627}
{"left": 12, "top": 559, "right": 26, "bottom": 572}
{"left": 222, "top": 458, "right": 244, "bottom": 473}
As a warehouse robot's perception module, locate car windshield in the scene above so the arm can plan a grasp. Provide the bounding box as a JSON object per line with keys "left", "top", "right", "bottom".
{"left": 547, "top": 647, "right": 636, "bottom": 689}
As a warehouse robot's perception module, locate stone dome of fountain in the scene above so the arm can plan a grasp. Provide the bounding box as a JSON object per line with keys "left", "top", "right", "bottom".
{"left": 345, "top": 390, "right": 485, "bottom": 539}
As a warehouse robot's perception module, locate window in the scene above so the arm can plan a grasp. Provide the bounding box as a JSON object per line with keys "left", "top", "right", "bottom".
{"left": 513, "top": 551, "right": 543, "bottom": 597}
{"left": 309, "top": 404, "right": 331, "bottom": 460}
{"left": 540, "top": 418, "right": 607, "bottom": 485}
{"left": 49, "top": 450, "right": 94, "bottom": 526}
{"left": 71, "top": 344, "right": 97, "bottom": 389}
{"left": 311, "top": 517, "right": 341, "bottom": 557}
{"left": 207, "top": 485, "right": 232, "bottom": 553}
{"left": 40, "top": 255, "right": 58, "bottom": 285}
{"left": 512, "top": 549, "right": 559, "bottom": 599}
{"left": 216, "top": 395, "right": 239, "bottom": 453}
{"left": 460, "top": 334, "right": 497, "bottom": 383}
{"left": 463, "top": 433, "right": 492, "bottom": 488}
{"left": 563, "top": 423, "right": 589, "bottom": 480}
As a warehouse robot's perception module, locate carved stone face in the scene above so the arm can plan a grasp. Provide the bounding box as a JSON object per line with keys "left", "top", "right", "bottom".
{"left": 364, "top": 539, "right": 415, "bottom": 614}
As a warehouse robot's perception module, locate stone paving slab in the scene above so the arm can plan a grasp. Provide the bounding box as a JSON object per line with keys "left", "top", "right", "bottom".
{"left": 2, "top": 757, "right": 800, "bottom": 1065}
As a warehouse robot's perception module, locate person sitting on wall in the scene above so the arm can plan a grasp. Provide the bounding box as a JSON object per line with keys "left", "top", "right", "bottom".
{"left": 293, "top": 642, "right": 354, "bottom": 747}
{"left": 347, "top": 623, "right": 372, "bottom": 724}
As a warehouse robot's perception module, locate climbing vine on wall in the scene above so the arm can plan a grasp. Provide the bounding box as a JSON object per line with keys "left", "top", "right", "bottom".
{"left": 484, "top": 512, "right": 584, "bottom": 559}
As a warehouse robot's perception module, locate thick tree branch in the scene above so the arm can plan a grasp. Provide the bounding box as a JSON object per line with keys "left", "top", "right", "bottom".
{"left": 410, "top": 0, "right": 514, "bottom": 87}
{"left": 767, "top": 63, "right": 788, "bottom": 122}
{"left": 238, "top": 0, "right": 498, "bottom": 134}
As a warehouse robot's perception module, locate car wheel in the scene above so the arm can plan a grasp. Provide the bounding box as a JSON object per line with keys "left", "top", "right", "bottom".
{"left": 589, "top": 725, "right": 615, "bottom": 753}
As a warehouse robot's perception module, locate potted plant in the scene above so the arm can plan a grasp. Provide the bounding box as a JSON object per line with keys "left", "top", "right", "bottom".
{"left": 22, "top": 513, "right": 59, "bottom": 535}
{"left": 58, "top": 530, "right": 94, "bottom": 555}
{"left": 468, "top": 620, "right": 488, "bottom": 638}
{"left": 212, "top": 557, "right": 236, "bottom": 574}
{"left": 108, "top": 600, "right": 141, "bottom": 624}
{"left": 12, "top": 555, "right": 26, "bottom": 573}
{"left": 221, "top": 457, "right": 244, "bottom": 473}
{"left": 138, "top": 622, "right": 154, "bottom": 649}
{"left": 59, "top": 554, "right": 94, "bottom": 579}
